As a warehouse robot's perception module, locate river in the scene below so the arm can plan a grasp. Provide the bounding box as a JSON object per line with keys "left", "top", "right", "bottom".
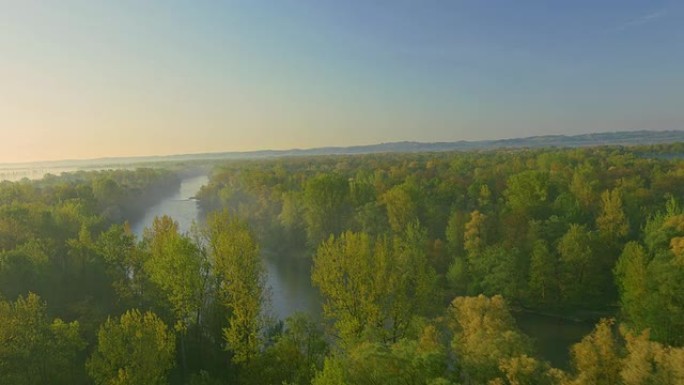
{"left": 132, "top": 175, "right": 593, "bottom": 369}
{"left": 131, "top": 175, "right": 323, "bottom": 321}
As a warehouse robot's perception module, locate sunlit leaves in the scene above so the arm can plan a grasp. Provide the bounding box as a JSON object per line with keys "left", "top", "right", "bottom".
{"left": 207, "top": 210, "right": 266, "bottom": 363}
{"left": 87, "top": 309, "right": 175, "bottom": 385}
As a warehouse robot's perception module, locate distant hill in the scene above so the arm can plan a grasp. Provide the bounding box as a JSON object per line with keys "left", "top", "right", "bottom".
{"left": 2, "top": 130, "right": 683, "bottom": 171}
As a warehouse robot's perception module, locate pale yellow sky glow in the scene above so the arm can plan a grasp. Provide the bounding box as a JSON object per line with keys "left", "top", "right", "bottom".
{"left": 1, "top": 1, "right": 682, "bottom": 163}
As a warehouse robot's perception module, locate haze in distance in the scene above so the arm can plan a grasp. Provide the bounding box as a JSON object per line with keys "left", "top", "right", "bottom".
{"left": 1, "top": 0, "right": 683, "bottom": 163}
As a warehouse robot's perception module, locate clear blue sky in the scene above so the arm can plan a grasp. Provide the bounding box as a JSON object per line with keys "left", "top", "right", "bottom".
{"left": 1, "top": 0, "right": 682, "bottom": 162}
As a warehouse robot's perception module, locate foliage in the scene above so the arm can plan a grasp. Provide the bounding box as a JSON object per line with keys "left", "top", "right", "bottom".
{"left": 312, "top": 228, "right": 437, "bottom": 344}
{"left": 207, "top": 210, "right": 266, "bottom": 363}
{"left": 1, "top": 145, "right": 684, "bottom": 384}
{"left": 0, "top": 293, "right": 85, "bottom": 385}
{"left": 87, "top": 309, "right": 176, "bottom": 385}
{"left": 448, "top": 295, "right": 533, "bottom": 383}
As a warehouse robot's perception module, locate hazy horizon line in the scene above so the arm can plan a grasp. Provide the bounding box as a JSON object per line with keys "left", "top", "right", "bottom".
{"left": 1, "top": 129, "right": 681, "bottom": 167}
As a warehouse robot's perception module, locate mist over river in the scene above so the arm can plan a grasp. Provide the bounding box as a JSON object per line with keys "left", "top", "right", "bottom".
{"left": 132, "top": 175, "right": 593, "bottom": 369}
{"left": 131, "top": 175, "right": 322, "bottom": 321}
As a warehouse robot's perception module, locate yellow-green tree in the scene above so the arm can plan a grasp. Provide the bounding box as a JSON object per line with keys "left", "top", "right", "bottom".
{"left": 616, "top": 207, "right": 684, "bottom": 345}
{"left": 312, "top": 324, "right": 455, "bottom": 385}
{"left": 448, "top": 295, "right": 532, "bottom": 383}
{"left": 382, "top": 182, "right": 419, "bottom": 234}
{"left": 504, "top": 170, "right": 550, "bottom": 218}
{"left": 145, "top": 216, "right": 210, "bottom": 331}
{"left": 312, "top": 228, "right": 436, "bottom": 345}
{"left": 596, "top": 188, "right": 629, "bottom": 243}
{"left": 620, "top": 327, "right": 684, "bottom": 385}
{"left": 569, "top": 319, "right": 622, "bottom": 385}
{"left": 207, "top": 210, "right": 266, "bottom": 363}
{"left": 312, "top": 231, "right": 381, "bottom": 343}
{"left": 144, "top": 215, "right": 211, "bottom": 378}
{"left": 87, "top": 309, "right": 175, "bottom": 385}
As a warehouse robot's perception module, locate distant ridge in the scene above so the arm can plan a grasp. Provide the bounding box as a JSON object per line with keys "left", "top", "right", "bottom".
{"left": 2, "top": 130, "right": 683, "bottom": 168}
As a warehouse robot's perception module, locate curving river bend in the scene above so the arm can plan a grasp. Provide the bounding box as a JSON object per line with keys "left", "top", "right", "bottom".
{"left": 132, "top": 175, "right": 593, "bottom": 369}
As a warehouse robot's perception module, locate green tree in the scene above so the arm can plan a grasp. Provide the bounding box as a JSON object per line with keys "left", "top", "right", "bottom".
{"left": 386, "top": 223, "right": 438, "bottom": 341}
{"left": 475, "top": 246, "right": 526, "bottom": 300}
{"left": 569, "top": 166, "right": 598, "bottom": 212}
{"left": 596, "top": 188, "right": 629, "bottom": 243}
{"left": 245, "top": 314, "right": 328, "bottom": 385}
{"left": 528, "top": 239, "right": 559, "bottom": 305}
{"left": 596, "top": 188, "right": 630, "bottom": 292}
{"left": 303, "top": 173, "right": 352, "bottom": 247}
{"left": 312, "top": 324, "right": 454, "bottom": 385}
{"left": 144, "top": 215, "right": 211, "bottom": 377}
{"left": 312, "top": 231, "right": 381, "bottom": 343}
{"left": 145, "top": 216, "right": 210, "bottom": 330}
{"left": 448, "top": 295, "right": 532, "bottom": 383}
{"left": 313, "top": 228, "right": 436, "bottom": 345}
{"left": 557, "top": 224, "right": 599, "bottom": 306}
{"left": 504, "top": 170, "right": 550, "bottom": 218}
{"left": 87, "top": 309, "right": 175, "bottom": 385}
{"left": 614, "top": 242, "right": 650, "bottom": 333}
{"left": 206, "top": 210, "right": 266, "bottom": 363}
{"left": 616, "top": 210, "right": 684, "bottom": 345}
{"left": 0, "top": 293, "right": 85, "bottom": 385}
{"left": 96, "top": 223, "right": 146, "bottom": 306}
{"left": 382, "top": 182, "right": 419, "bottom": 233}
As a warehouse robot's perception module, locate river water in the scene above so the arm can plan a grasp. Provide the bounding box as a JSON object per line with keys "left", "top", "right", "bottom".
{"left": 131, "top": 175, "right": 322, "bottom": 322}
{"left": 132, "top": 175, "right": 593, "bottom": 369}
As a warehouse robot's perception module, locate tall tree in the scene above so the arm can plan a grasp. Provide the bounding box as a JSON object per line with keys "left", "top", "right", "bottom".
{"left": 448, "top": 295, "right": 532, "bottom": 383}
{"left": 312, "top": 231, "right": 380, "bottom": 343}
{"left": 87, "top": 309, "right": 176, "bottom": 385}
{"left": 596, "top": 188, "right": 629, "bottom": 244}
{"left": 386, "top": 223, "right": 438, "bottom": 341}
{"left": 464, "top": 210, "right": 487, "bottom": 258}
{"left": 382, "top": 182, "right": 419, "bottom": 234}
{"left": 312, "top": 229, "right": 436, "bottom": 345}
{"left": 557, "top": 224, "right": 600, "bottom": 306}
{"left": 596, "top": 188, "right": 630, "bottom": 292}
{"left": 144, "top": 215, "right": 212, "bottom": 377}
{"left": 528, "top": 239, "right": 559, "bottom": 305}
{"left": 206, "top": 210, "right": 266, "bottom": 363}
{"left": 145, "top": 216, "right": 210, "bottom": 331}
{"left": 616, "top": 209, "right": 684, "bottom": 345}
{"left": 614, "top": 242, "right": 650, "bottom": 333}
{"left": 96, "top": 223, "right": 142, "bottom": 306}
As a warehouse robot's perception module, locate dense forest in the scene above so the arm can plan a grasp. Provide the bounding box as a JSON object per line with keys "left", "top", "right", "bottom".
{"left": 1, "top": 144, "right": 684, "bottom": 384}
